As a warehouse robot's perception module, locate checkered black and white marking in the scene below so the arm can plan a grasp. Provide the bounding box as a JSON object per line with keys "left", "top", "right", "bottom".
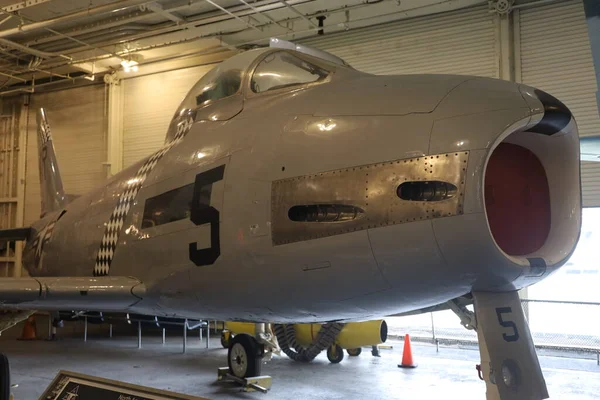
{"left": 31, "top": 219, "right": 56, "bottom": 270}
{"left": 94, "top": 115, "right": 195, "bottom": 276}
{"left": 38, "top": 119, "right": 52, "bottom": 145}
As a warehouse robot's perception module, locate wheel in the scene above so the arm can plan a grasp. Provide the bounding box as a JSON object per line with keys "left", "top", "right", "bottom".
{"left": 0, "top": 353, "right": 10, "bottom": 400}
{"left": 221, "top": 331, "right": 232, "bottom": 348}
{"left": 228, "top": 334, "right": 263, "bottom": 378}
{"left": 347, "top": 347, "right": 362, "bottom": 357}
{"left": 327, "top": 344, "right": 344, "bottom": 364}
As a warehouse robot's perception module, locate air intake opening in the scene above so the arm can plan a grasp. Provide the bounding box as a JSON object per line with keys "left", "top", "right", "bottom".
{"left": 485, "top": 143, "right": 550, "bottom": 256}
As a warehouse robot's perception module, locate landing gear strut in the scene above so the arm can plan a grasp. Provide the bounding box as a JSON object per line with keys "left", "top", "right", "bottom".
{"left": 227, "top": 334, "right": 264, "bottom": 379}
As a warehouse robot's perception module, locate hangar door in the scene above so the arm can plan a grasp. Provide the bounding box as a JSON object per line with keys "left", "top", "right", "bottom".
{"left": 301, "top": 5, "right": 496, "bottom": 78}
{"left": 122, "top": 65, "right": 215, "bottom": 169}
{"left": 519, "top": 0, "right": 600, "bottom": 207}
{"left": 24, "top": 85, "right": 107, "bottom": 226}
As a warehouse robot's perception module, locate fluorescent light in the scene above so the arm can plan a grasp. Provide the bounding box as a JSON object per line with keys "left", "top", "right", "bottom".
{"left": 121, "top": 59, "right": 139, "bottom": 73}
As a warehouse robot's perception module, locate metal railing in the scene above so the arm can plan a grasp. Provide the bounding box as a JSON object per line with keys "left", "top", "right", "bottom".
{"left": 386, "top": 299, "right": 600, "bottom": 361}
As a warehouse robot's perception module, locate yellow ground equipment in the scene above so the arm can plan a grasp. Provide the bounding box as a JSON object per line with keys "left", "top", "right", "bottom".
{"left": 294, "top": 320, "right": 387, "bottom": 349}
{"left": 221, "top": 320, "right": 387, "bottom": 364}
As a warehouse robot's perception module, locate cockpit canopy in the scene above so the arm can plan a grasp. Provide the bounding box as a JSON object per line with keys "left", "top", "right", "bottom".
{"left": 165, "top": 45, "right": 349, "bottom": 143}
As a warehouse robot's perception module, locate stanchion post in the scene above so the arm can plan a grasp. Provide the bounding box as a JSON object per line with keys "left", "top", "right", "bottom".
{"left": 137, "top": 321, "right": 142, "bottom": 349}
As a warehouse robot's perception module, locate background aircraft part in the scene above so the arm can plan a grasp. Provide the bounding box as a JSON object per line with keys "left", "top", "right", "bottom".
{"left": 228, "top": 334, "right": 264, "bottom": 379}
{"left": 271, "top": 152, "right": 468, "bottom": 245}
{"left": 294, "top": 320, "right": 387, "bottom": 349}
{"left": 273, "top": 322, "right": 344, "bottom": 362}
{"left": 0, "top": 310, "right": 34, "bottom": 333}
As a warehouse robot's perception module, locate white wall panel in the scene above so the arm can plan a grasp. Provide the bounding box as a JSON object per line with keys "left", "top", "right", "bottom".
{"left": 122, "top": 65, "right": 215, "bottom": 168}
{"left": 302, "top": 5, "right": 496, "bottom": 78}
{"left": 24, "top": 85, "right": 106, "bottom": 225}
{"left": 520, "top": 0, "right": 600, "bottom": 207}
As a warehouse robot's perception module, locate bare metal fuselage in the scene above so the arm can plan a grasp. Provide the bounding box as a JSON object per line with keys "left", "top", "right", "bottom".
{"left": 22, "top": 49, "right": 581, "bottom": 323}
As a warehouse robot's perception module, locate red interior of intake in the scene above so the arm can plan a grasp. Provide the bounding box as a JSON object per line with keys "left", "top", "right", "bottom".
{"left": 484, "top": 143, "right": 551, "bottom": 256}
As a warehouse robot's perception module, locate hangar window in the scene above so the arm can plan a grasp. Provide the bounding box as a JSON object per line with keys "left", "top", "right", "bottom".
{"left": 141, "top": 183, "right": 195, "bottom": 229}
{"left": 251, "top": 51, "right": 329, "bottom": 93}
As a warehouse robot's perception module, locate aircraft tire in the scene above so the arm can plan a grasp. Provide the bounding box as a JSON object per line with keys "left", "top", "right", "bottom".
{"left": 221, "top": 331, "right": 233, "bottom": 348}
{"left": 347, "top": 347, "right": 362, "bottom": 357}
{"left": 327, "top": 344, "right": 344, "bottom": 364}
{"left": 0, "top": 353, "right": 10, "bottom": 400}
{"left": 228, "top": 334, "right": 262, "bottom": 378}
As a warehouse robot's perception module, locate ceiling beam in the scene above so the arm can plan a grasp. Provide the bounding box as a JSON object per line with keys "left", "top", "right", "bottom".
{"left": 144, "top": 2, "right": 185, "bottom": 23}
{"left": 2, "top": 0, "right": 53, "bottom": 13}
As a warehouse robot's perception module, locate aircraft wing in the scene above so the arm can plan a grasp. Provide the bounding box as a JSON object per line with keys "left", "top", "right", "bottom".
{"left": 0, "top": 276, "right": 145, "bottom": 312}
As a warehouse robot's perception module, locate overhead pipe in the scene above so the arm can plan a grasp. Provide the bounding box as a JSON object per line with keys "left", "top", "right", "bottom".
{"left": 32, "top": 0, "right": 315, "bottom": 56}
{"left": 0, "top": 0, "right": 155, "bottom": 38}
{"left": 0, "top": 38, "right": 71, "bottom": 60}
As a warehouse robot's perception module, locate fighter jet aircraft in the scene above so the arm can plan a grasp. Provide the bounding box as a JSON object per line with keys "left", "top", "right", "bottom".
{"left": 0, "top": 38, "right": 583, "bottom": 400}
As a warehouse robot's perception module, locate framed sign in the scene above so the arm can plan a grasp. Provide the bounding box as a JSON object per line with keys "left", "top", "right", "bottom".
{"left": 40, "top": 370, "right": 209, "bottom": 400}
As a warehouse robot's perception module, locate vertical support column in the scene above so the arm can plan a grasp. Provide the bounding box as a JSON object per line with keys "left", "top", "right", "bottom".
{"left": 430, "top": 312, "right": 436, "bottom": 343}
{"left": 206, "top": 321, "right": 210, "bottom": 349}
{"left": 104, "top": 73, "right": 124, "bottom": 178}
{"left": 162, "top": 328, "right": 165, "bottom": 344}
{"left": 199, "top": 322, "right": 202, "bottom": 342}
{"left": 47, "top": 313, "right": 52, "bottom": 340}
{"left": 109, "top": 324, "right": 113, "bottom": 338}
{"left": 84, "top": 316, "right": 88, "bottom": 342}
{"left": 137, "top": 321, "right": 142, "bottom": 349}
{"left": 493, "top": 6, "right": 516, "bottom": 82}
{"left": 183, "top": 320, "right": 187, "bottom": 354}
{"left": 14, "top": 95, "right": 28, "bottom": 277}
{"left": 583, "top": 0, "right": 600, "bottom": 112}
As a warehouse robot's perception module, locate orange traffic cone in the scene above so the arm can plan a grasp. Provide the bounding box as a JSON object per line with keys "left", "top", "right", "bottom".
{"left": 398, "top": 334, "right": 417, "bottom": 368}
{"left": 17, "top": 316, "right": 37, "bottom": 341}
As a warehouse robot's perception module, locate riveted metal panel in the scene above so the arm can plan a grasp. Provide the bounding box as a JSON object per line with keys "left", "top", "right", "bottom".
{"left": 272, "top": 152, "right": 469, "bottom": 245}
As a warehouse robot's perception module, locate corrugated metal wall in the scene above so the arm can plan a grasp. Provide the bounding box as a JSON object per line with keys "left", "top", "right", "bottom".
{"left": 301, "top": 5, "right": 497, "bottom": 77}
{"left": 520, "top": 0, "right": 600, "bottom": 206}
{"left": 24, "top": 85, "right": 107, "bottom": 225}
{"left": 121, "top": 65, "right": 215, "bottom": 168}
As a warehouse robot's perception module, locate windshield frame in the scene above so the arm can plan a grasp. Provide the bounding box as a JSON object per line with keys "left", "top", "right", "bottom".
{"left": 244, "top": 49, "right": 337, "bottom": 99}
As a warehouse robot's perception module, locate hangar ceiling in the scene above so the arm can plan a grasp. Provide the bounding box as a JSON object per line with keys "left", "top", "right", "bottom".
{"left": 0, "top": 0, "right": 499, "bottom": 94}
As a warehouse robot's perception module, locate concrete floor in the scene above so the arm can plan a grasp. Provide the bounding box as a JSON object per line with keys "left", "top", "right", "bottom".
{"left": 1, "top": 332, "right": 599, "bottom": 400}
